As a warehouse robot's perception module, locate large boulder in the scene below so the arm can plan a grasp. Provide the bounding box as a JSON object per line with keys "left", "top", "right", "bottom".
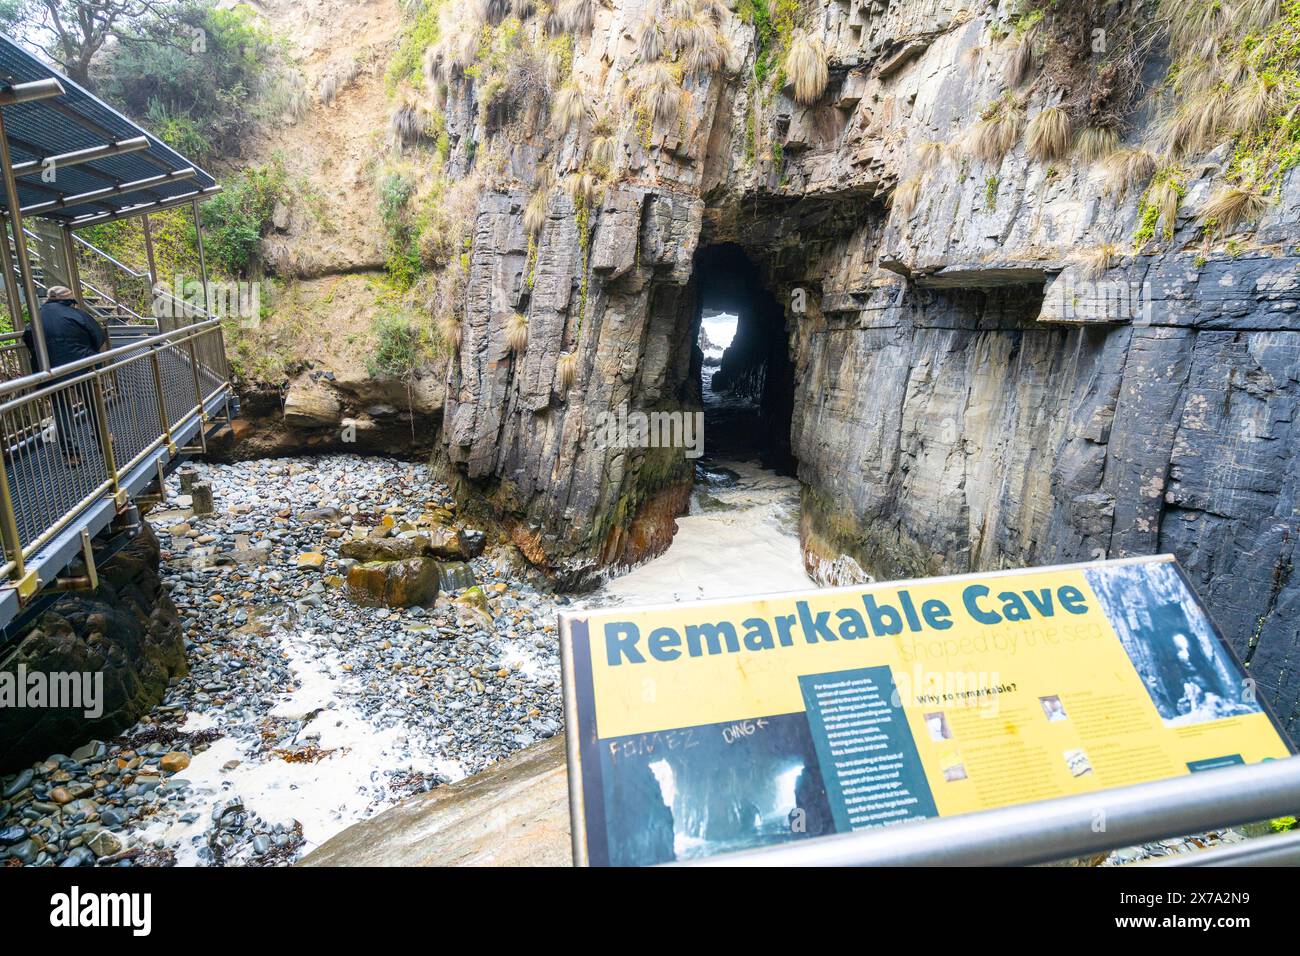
{"left": 426, "top": 527, "right": 471, "bottom": 560}
{"left": 0, "top": 523, "right": 186, "bottom": 773}
{"left": 282, "top": 377, "right": 342, "bottom": 429}
{"left": 345, "top": 558, "right": 439, "bottom": 608}
{"left": 340, "top": 533, "right": 430, "bottom": 562}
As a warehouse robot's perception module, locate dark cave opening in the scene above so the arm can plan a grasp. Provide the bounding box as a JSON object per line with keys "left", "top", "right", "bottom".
{"left": 691, "top": 244, "right": 797, "bottom": 475}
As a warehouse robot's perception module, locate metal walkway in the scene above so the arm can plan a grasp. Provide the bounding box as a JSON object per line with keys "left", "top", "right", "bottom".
{"left": 0, "top": 34, "right": 232, "bottom": 635}
{"left": 0, "top": 319, "right": 233, "bottom": 630}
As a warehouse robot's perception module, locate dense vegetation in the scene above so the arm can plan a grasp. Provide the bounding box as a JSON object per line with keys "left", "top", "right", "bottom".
{"left": 94, "top": 3, "right": 284, "bottom": 166}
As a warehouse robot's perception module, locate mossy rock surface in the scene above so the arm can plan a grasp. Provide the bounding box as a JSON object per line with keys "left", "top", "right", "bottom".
{"left": 346, "top": 557, "right": 439, "bottom": 608}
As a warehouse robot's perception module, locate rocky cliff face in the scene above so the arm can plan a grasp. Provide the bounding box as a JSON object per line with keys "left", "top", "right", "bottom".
{"left": 364, "top": 0, "right": 1300, "bottom": 726}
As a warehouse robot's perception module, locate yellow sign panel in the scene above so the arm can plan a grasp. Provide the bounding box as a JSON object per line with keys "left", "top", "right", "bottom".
{"left": 559, "top": 556, "right": 1292, "bottom": 866}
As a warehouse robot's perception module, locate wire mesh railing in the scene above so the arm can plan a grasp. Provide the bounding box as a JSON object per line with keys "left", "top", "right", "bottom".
{"left": 0, "top": 319, "right": 230, "bottom": 593}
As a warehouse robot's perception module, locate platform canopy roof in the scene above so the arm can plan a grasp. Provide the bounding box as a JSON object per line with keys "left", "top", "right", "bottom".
{"left": 0, "top": 32, "right": 218, "bottom": 227}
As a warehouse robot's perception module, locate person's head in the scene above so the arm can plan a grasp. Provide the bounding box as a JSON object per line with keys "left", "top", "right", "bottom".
{"left": 45, "top": 286, "right": 75, "bottom": 303}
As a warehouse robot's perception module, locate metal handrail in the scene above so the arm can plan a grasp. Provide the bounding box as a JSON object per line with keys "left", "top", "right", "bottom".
{"left": 15, "top": 223, "right": 214, "bottom": 332}
{"left": 0, "top": 317, "right": 222, "bottom": 401}
{"left": 72, "top": 231, "right": 147, "bottom": 279}
{"left": 682, "top": 755, "right": 1300, "bottom": 867}
{"left": 0, "top": 318, "right": 230, "bottom": 589}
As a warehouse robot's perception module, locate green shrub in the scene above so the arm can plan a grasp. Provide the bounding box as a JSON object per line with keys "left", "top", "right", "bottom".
{"left": 199, "top": 162, "right": 287, "bottom": 276}
{"left": 379, "top": 172, "right": 416, "bottom": 230}
{"left": 367, "top": 311, "right": 424, "bottom": 379}
{"left": 95, "top": 2, "right": 283, "bottom": 165}
{"left": 737, "top": 0, "right": 800, "bottom": 90}
{"left": 387, "top": 0, "right": 443, "bottom": 91}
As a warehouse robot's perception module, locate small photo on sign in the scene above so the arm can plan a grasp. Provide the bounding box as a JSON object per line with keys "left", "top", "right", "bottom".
{"left": 1065, "top": 748, "right": 1093, "bottom": 777}
{"left": 925, "top": 711, "right": 953, "bottom": 741}
{"left": 941, "top": 751, "right": 968, "bottom": 782}
{"left": 1085, "top": 562, "right": 1263, "bottom": 727}
{"left": 1039, "top": 695, "right": 1069, "bottom": 722}
{"left": 597, "top": 713, "right": 833, "bottom": 866}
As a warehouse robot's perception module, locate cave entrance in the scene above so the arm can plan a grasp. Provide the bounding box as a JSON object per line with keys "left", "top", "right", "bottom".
{"left": 693, "top": 244, "right": 796, "bottom": 475}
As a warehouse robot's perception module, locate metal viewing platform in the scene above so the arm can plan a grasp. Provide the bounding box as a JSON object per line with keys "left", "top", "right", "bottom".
{"left": 0, "top": 34, "right": 233, "bottom": 636}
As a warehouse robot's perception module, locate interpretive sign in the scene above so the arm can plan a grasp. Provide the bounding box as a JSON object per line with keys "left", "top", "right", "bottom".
{"left": 558, "top": 555, "right": 1293, "bottom": 866}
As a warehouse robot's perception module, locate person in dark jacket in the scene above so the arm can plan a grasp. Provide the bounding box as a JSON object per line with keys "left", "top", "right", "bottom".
{"left": 23, "top": 287, "right": 108, "bottom": 466}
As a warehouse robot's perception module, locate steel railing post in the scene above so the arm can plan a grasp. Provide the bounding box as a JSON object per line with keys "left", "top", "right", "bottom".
{"left": 0, "top": 112, "right": 50, "bottom": 371}
{"left": 148, "top": 347, "right": 175, "bottom": 455}
{"left": 0, "top": 212, "right": 26, "bottom": 333}
{"left": 61, "top": 223, "right": 83, "bottom": 302}
{"left": 681, "top": 754, "right": 1300, "bottom": 868}
{"left": 89, "top": 373, "right": 121, "bottom": 503}
{"left": 0, "top": 434, "right": 34, "bottom": 597}
{"left": 186, "top": 330, "right": 207, "bottom": 452}
{"left": 191, "top": 198, "right": 210, "bottom": 317}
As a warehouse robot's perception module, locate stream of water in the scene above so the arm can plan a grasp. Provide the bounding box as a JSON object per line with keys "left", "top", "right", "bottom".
{"left": 590, "top": 364, "right": 813, "bottom": 608}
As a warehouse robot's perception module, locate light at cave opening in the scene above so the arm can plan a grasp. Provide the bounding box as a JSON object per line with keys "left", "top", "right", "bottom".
{"left": 649, "top": 758, "right": 676, "bottom": 807}
{"left": 773, "top": 763, "right": 804, "bottom": 818}
{"left": 702, "top": 312, "right": 738, "bottom": 351}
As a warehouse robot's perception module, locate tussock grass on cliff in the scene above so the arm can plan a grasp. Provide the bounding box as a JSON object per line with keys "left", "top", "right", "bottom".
{"left": 551, "top": 0, "right": 597, "bottom": 35}
{"left": 1230, "top": 74, "right": 1282, "bottom": 137}
{"left": 914, "top": 139, "right": 946, "bottom": 171}
{"left": 1144, "top": 0, "right": 1300, "bottom": 243}
{"left": 1003, "top": 28, "right": 1037, "bottom": 87}
{"left": 552, "top": 82, "right": 587, "bottom": 135}
{"left": 1160, "top": 0, "right": 1236, "bottom": 59}
{"left": 890, "top": 175, "right": 922, "bottom": 217}
{"left": 1026, "top": 106, "right": 1071, "bottom": 162}
{"left": 681, "top": 20, "right": 732, "bottom": 79}
{"left": 968, "top": 96, "right": 1025, "bottom": 163}
{"left": 1155, "top": 86, "right": 1229, "bottom": 156}
{"left": 785, "top": 32, "right": 828, "bottom": 105}
{"left": 1100, "top": 147, "right": 1156, "bottom": 198}
{"left": 638, "top": 20, "right": 665, "bottom": 62}
{"left": 1133, "top": 170, "right": 1185, "bottom": 247}
{"left": 630, "top": 61, "right": 681, "bottom": 128}
{"left": 564, "top": 170, "right": 601, "bottom": 207}
{"left": 506, "top": 313, "right": 529, "bottom": 354}
{"left": 525, "top": 187, "right": 550, "bottom": 236}
{"left": 587, "top": 132, "right": 617, "bottom": 172}
{"left": 1075, "top": 125, "right": 1119, "bottom": 163}
{"left": 1198, "top": 185, "right": 1271, "bottom": 233}
{"left": 440, "top": 314, "right": 463, "bottom": 354}
{"left": 1079, "top": 242, "right": 1120, "bottom": 278}
{"left": 557, "top": 352, "right": 578, "bottom": 393}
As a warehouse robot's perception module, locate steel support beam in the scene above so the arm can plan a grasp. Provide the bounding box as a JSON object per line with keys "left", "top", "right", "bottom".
{"left": 11, "top": 136, "right": 149, "bottom": 178}
{"left": 0, "top": 78, "right": 64, "bottom": 105}
{"left": 60, "top": 223, "right": 82, "bottom": 302}
{"left": 192, "top": 197, "right": 210, "bottom": 316}
{"left": 0, "top": 111, "right": 49, "bottom": 370}
{"left": 0, "top": 212, "right": 24, "bottom": 332}
{"left": 1145, "top": 828, "right": 1300, "bottom": 867}
{"left": 66, "top": 185, "right": 222, "bottom": 227}
{"left": 20, "top": 167, "right": 196, "bottom": 216}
